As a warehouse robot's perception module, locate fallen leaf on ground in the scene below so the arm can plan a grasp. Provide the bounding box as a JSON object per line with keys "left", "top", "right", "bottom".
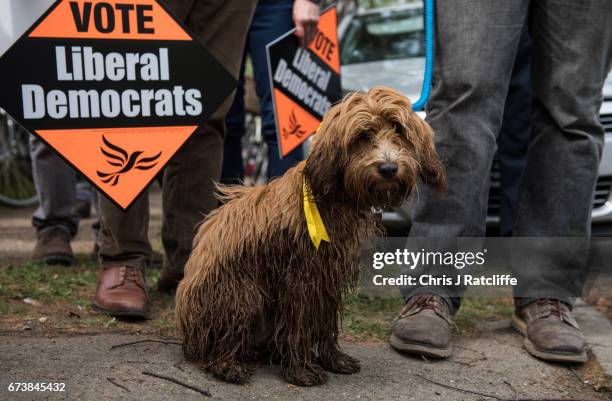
{"left": 23, "top": 298, "right": 41, "bottom": 306}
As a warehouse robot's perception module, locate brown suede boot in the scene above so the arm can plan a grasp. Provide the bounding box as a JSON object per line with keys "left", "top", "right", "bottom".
{"left": 512, "top": 299, "right": 587, "bottom": 364}
{"left": 93, "top": 265, "right": 148, "bottom": 319}
{"left": 32, "top": 227, "right": 75, "bottom": 266}
{"left": 390, "top": 294, "right": 453, "bottom": 358}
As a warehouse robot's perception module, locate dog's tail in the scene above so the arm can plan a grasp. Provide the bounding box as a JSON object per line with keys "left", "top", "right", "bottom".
{"left": 214, "top": 182, "right": 253, "bottom": 203}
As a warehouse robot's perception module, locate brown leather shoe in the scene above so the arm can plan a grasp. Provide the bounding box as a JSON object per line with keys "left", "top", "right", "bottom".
{"left": 390, "top": 294, "right": 453, "bottom": 358}
{"left": 157, "top": 269, "right": 183, "bottom": 294}
{"left": 32, "top": 227, "right": 75, "bottom": 266}
{"left": 93, "top": 265, "right": 148, "bottom": 319}
{"left": 512, "top": 299, "right": 587, "bottom": 364}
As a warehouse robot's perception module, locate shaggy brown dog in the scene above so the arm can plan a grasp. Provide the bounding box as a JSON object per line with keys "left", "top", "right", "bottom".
{"left": 175, "top": 87, "right": 446, "bottom": 386}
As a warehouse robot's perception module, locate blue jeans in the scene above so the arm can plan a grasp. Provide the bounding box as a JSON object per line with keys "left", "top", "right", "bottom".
{"left": 222, "top": 0, "right": 303, "bottom": 184}
{"left": 497, "top": 25, "right": 532, "bottom": 237}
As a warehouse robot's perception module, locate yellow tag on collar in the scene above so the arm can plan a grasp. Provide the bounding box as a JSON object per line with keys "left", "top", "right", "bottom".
{"left": 303, "top": 177, "right": 330, "bottom": 250}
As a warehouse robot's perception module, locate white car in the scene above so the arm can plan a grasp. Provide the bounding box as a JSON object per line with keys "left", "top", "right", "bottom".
{"left": 339, "top": 4, "right": 612, "bottom": 234}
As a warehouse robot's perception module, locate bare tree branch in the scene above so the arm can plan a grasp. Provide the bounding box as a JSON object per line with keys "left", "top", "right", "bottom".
{"left": 142, "top": 371, "right": 211, "bottom": 397}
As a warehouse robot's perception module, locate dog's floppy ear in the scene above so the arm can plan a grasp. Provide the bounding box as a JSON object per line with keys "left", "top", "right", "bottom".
{"left": 303, "top": 103, "right": 344, "bottom": 200}
{"left": 414, "top": 117, "right": 447, "bottom": 191}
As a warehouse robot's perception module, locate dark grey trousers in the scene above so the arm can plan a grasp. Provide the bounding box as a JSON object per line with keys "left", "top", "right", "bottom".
{"left": 401, "top": 0, "right": 612, "bottom": 313}
{"left": 30, "top": 135, "right": 79, "bottom": 237}
{"left": 30, "top": 136, "right": 100, "bottom": 240}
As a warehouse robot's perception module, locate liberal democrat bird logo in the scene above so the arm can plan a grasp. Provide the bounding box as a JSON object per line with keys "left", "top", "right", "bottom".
{"left": 96, "top": 136, "right": 161, "bottom": 186}
{"left": 282, "top": 109, "right": 307, "bottom": 139}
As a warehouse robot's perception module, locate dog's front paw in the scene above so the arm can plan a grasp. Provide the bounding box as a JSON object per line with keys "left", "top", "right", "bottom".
{"left": 283, "top": 364, "right": 328, "bottom": 386}
{"left": 319, "top": 352, "right": 361, "bottom": 374}
{"left": 209, "top": 360, "right": 253, "bottom": 384}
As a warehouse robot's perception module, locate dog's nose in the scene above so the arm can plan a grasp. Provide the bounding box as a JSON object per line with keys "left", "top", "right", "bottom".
{"left": 378, "top": 162, "right": 398, "bottom": 179}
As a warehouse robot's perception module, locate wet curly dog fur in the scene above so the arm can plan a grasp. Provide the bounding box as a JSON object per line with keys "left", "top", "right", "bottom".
{"left": 175, "top": 87, "right": 446, "bottom": 386}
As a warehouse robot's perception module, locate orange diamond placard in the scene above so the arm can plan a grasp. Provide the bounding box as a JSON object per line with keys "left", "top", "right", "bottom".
{"left": 266, "top": 6, "right": 341, "bottom": 158}
{"left": 273, "top": 89, "right": 322, "bottom": 157}
{"left": 0, "top": 0, "right": 236, "bottom": 209}
{"left": 37, "top": 126, "right": 195, "bottom": 207}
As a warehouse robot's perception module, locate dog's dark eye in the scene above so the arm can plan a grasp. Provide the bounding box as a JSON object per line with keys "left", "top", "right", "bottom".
{"left": 393, "top": 123, "right": 404, "bottom": 134}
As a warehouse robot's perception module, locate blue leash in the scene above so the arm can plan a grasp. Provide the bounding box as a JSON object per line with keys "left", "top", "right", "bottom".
{"left": 412, "top": 0, "right": 434, "bottom": 111}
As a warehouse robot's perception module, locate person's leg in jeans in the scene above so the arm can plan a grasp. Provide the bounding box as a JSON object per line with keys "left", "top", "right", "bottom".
{"left": 95, "top": 0, "right": 257, "bottom": 315}
{"left": 157, "top": 0, "right": 257, "bottom": 291}
{"left": 510, "top": 0, "right": 612, "bottom": 363}
{"left": 221, "top": 59, "right": 247, "bottom": 185}
{"left": 30, "top": 135, "right": 78, "bottom": 266}
{"left": 392, "top": 0, "right": 529, "bottom": 358}
{"left": 498, "top": 25, "right": 532, "bottom": 237}
{"left": 249, "top": 0, "right": 304, "bottom": 180}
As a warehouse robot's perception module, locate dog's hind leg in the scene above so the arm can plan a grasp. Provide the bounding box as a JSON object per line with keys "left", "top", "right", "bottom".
{"left": 177, "top": 273, "right": 264, "bottom": 384}
{"left": 205, "top": 309, "right": 261, "bottom": 384}
{"left": 204, "top": 285, "right": 265, "bottom": 384}
{"left": 208, "top": 359, "right": 253, "bottom": 384}
{"left": 273, "top": 317, "right": 329, "bottom": 385}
